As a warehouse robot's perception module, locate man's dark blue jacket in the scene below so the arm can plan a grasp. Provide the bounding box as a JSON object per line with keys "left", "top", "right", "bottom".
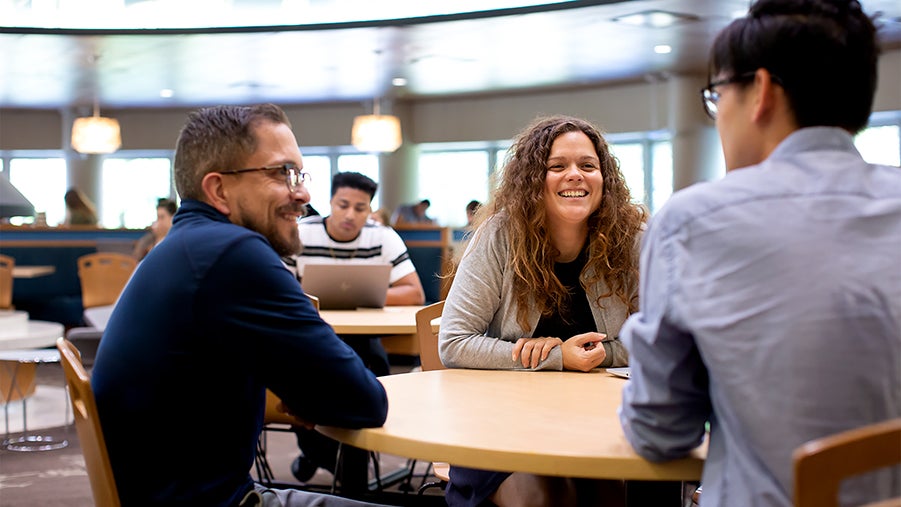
{"left": 92, "top": 200, "right": 388, "bottom": 505}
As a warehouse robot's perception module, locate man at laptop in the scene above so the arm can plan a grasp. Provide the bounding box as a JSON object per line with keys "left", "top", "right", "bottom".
{"left": 283, "top": 171, "right": 425, "bottom": 485}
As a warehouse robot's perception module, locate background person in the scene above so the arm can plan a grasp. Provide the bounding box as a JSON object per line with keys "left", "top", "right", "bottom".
{"left": 282, "top": 171, "right": 425, "bottom": 487}
{"left": 619, "top": 1, "right": 901, "bottom": 506}
{"left": 464, "top": 199, "right": 481, "bottom": 227}
{"left": 438, "top": 115, "right": 647, "bottom": 507}
{"left": 62, "top": 187, "right": 98, "bottom": 226}
{"left": 92, "top": 104, "right": 388, "bottom": 507}
{"left": 132, "top": 197, "right": 178, "bottom": 261}
{"left": 390, "top": 198, "right": 434, "bottom": 226}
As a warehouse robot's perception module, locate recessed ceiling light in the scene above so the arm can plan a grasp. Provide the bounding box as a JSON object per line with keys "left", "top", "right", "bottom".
{"left": 392, "top": 77, "right": 407, "bottom": 87}
{"left": 612, "top": 10, "right": 699, "bottom": 28}
{"left": 654, "top": 45, "right": 672, "bottom": 54}
{"left": 159, "top": 88, "right": 174, "bottom": 98}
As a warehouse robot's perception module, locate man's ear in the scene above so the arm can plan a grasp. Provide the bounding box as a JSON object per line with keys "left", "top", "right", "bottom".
{"left": 200, "top": 172, "right": 232, "bottom": 216}
{"left": 750, "top": 68, "right": 779, "bottom": 124}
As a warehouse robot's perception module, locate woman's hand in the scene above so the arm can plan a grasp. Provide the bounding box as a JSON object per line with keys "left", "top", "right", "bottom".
{"left": 513, "top": 337, "right": 563, "bottom": 369}
{"left": 561, "top": 332, "right": 607, "bottom": 372}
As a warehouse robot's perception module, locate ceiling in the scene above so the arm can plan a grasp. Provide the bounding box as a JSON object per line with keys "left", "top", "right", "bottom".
{"left": 1, "top": 0, "right": 899, "bottom": 110}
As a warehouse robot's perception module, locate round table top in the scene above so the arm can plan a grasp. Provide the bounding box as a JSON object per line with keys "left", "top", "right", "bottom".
{"left": 0, "top": 321, "right": 64, "bottom": 352}
{"left": 0, "top": 348, "right": 60, "bottom": 363}
{"left": 318, "top": 368, "right": 706, "bottom": 481}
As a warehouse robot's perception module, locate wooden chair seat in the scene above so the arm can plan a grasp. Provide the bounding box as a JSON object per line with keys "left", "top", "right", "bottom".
{"left": 0, "top": 254, "right": 14, "bottom": 310}
{"left": 57, "top": 337, "right": 121, "bottom": 506}
{"left": 794, "top": 418, "right": 901, "bottom": 507}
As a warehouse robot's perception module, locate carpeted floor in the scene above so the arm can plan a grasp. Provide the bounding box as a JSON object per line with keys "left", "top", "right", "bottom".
{"left": 0, "top": 362, "right": 446, "bottom": 506}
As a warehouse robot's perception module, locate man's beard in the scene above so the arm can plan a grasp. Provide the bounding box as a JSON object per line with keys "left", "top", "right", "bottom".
{"left": 235, "top": 201, "right": 304, "bottom": 257}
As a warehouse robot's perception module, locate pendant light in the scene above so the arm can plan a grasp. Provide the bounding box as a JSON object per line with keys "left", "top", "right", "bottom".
{"left": 71, "top": 54, "right": 121, "bottom": 154}
{"left": 351, "top": 50, "right": 402, "bottom": 153}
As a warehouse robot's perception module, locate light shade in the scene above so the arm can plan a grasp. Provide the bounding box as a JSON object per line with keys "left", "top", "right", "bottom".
{"left": 351, "top": 114, "right": 402, "bottom": 153}
{"left": 71, "top": 116, "right": 122, "bottom": 154}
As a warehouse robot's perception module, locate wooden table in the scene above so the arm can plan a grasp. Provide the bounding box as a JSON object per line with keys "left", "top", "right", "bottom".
{"left": 0, "top": 311, "right": 64, "bottom": 351}
{"left": 11, "top": 265, "right": 56, "bottom": 278}
{"left": 318, "top": 368, "right": 706, "bottom": 481}
{"left": 318, "top": 306, "right": 423, "bottom": 335}
{"left": 319, "top": 306, "right": 425, "bottom": 355}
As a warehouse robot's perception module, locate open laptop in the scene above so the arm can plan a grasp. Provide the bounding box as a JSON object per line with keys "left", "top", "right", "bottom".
{"left": 301, "top": 263, "right": 392, "bottom": 310}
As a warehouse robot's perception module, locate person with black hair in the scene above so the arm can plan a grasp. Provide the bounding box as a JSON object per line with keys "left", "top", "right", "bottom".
{"left": 132, "top": 198, "right": 179, "bottom": 261}
{"left": 619, "top": 1, "right": 901, "bottom": 506}
{"left": 391, "top": 198, "right": 435, "bottom": 226}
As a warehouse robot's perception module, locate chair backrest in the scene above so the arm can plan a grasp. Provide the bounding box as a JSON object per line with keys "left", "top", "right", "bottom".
{"left": 416, "top": 301, "right": 445, "bottom": 372}
{"left": 77, "top": 253, "right": 137, "bottom": 309}
{"left": 264, "top": 293, "right": 319, "bottom": 426}
{"left": 66, "top": 327, "right": 105, "bottom": 367}
{"left": 56, "top": 337, "right": 121, "bottom": 507}
{"left": 0, "top": 254, "right": 14, "bottom": 309}
{"left": 793, "top": 418, "right": 901, "bottom": 507}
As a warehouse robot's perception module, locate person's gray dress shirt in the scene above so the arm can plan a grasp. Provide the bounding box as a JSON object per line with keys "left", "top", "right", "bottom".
{"left": 619, "top": 127, "right": 901, "bottom": 507}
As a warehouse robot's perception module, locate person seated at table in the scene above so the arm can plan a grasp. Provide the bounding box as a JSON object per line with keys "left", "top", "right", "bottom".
{"left": 391, "top": 198, "right": 435, "bottom": 226}
{"left": 91, "top": 103, "right": 389, "bottom": 507}
{"left": 132, "top": 197, "right": 178, "bottom": 261}
{"left": 619, "top": 1, "right": 901, "bottom": 506}
{"left": 282, "top": 170, "right": 425, "bottom": 485}
{"left": 62, "top": 187, "right": 98, "bottom": 226}
{"left": 438, "top": 115, "right": 646, "bottom": 507}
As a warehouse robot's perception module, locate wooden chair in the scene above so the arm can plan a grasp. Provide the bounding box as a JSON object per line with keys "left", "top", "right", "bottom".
{"left": 416, "top": 301, "right": 445, "bottom": 372}
{"left": 414, "top": 301, "right": 451, "bottom": 494}
{"left": 57, "top": 337, "right": 121, "bottom": 507}
{"left": 77, "top": 253, "right": 136, "bottom": 309}
{"left": 794, "top": 418, "right": 901, "bottom": 507}
{"left": 0, "top": 254, "right": 14, "bottom": 310}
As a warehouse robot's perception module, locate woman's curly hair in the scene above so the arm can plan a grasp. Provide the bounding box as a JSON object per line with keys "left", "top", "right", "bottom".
{"left": 475, "top": 115, "right": 647, "bottom": 332}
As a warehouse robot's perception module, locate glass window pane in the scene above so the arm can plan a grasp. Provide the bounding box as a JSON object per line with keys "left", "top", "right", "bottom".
{"left": 303, "top": 155, "right": 333, "bottom": 217}
{"left": 338, "top": 154, "right": 380, "bottom": 210}
{"left": 651, "top": 141, "right": 673, "bottom": 214}
{"left": 101, "top": 158, "right": 172, "bottom": 228}
{"left": 418, "top": 151, "right": 490, "bottom": 227}
{"left": 855, "top": 125, "right": 901, "bottom": 166}
{"left": 610, "top": 143, "right": 645, "bottom": 205}
{"left": 9, "top": 158, "right": 68, "bottom": 226}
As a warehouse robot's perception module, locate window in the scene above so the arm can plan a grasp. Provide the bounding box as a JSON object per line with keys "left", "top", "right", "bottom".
{"left": 418, "top": 151, "right": 490, "bottom": 226}
{"left": 8, "top": 157, "right": 67, "bottom": 226}
{"left": 303, "top": 155, "right": 333, "bottom": 216}
{"left": 855, "top": 124, "right": 901, "bottom": 166}
{"left": 610, "top": 143, "right": 645, "bottom": 205}
{"left": 101, "top": 157, "right": 172, "bottom": 228}
{"left": 650, "top": 140, "right": 673, "bottom": 213}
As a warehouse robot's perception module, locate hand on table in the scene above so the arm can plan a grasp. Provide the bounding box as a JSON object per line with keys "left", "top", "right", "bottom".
{"left": 561, "top": 332, "right": 607, "bottom": 372}
{"left": 277, "top": 400, "right": 316, "bottom": 430}
{"left": 513, "top": 337, "right": 563, "bottom": 369}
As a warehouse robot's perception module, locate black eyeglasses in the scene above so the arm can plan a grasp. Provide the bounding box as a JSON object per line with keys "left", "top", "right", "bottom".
{"left": 700, "top": 72, "right": 758, "bottom": 120}
{"left": 218, "top": 163, "right": 310, "bottom": 193}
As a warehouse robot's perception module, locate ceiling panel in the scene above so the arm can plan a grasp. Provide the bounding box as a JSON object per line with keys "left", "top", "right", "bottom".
{"left": 0, "top": 0, "right": 898, "bottom": 110}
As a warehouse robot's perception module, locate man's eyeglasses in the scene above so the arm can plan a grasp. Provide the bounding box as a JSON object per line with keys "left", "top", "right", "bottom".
{"left": 218, "top": 163, "right": 310, "bottom": 193}
{"left": 699, "top": 71, "right": 758, "bottom": 120}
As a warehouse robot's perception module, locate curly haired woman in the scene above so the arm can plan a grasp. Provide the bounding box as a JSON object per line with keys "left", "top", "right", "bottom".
{"left": 438, "top": 115, "right": 647, "bottom": 507}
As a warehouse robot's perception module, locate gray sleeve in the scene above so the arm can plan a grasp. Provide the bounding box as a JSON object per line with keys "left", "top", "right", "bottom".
{"left": 438, "top": 218, "right": 563, "bottom": 371}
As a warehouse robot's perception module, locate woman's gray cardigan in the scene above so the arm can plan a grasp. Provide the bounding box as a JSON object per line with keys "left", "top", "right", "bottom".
{"left": 438, "top": 216, "right": 638, "bottom": 371}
